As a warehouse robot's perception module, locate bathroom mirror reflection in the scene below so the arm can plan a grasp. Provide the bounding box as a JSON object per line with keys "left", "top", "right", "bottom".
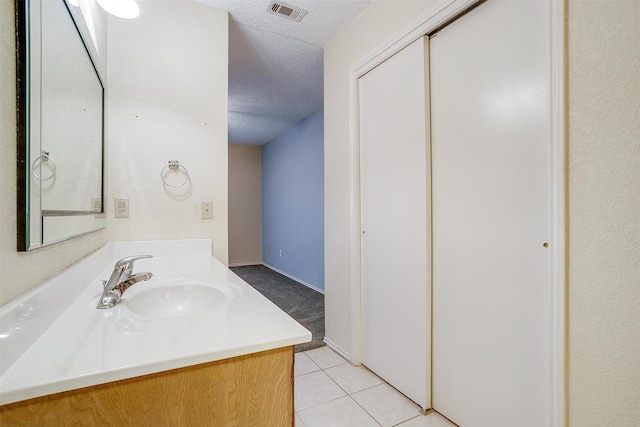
{"left": 17, "top": 0, "right": 106, "bottom": 251}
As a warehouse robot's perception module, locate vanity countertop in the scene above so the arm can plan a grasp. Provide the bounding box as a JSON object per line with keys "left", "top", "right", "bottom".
{"left": 0, "top": 240, "right": 311, "bottom": 405}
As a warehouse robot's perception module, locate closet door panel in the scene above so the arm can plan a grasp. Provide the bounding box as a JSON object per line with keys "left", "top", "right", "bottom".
{"left": 431, "top": 1, "right": 551, "bottom": 426}
{"left": 359, "top": 36, "right": 431, "bottom": 410}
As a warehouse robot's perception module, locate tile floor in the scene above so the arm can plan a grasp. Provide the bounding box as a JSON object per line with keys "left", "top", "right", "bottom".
{"left": 295, "top": 346, "right": 457, "bottom": 427}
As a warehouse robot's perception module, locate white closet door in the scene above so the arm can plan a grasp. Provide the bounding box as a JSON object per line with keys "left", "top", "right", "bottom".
{"left": 431, "top": 1, "right": 551, "bottom": 426}
{"left": 359, "top": 36, "right": 430, "bottom": 410}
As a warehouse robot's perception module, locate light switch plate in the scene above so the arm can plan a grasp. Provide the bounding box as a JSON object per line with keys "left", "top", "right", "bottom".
{"left": 201, "top": 201, "right": 213, "bottom": 219}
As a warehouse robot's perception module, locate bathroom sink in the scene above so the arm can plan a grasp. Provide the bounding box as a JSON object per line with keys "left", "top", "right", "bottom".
{"left": 124, "top": 278, "right": 241, "bottom": 318}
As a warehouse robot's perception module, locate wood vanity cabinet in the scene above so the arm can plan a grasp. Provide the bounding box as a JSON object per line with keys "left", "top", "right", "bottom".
{"left": 0, "top": 346, "right": 295, "bottom": 426}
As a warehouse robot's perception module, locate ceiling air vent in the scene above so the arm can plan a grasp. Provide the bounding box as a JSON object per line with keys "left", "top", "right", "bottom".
{"left": 266, "top": 1, "right": 308, "bottom": 22}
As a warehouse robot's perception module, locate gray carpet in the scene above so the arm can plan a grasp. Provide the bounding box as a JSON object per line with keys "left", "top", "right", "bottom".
{"left": 230, "top": 265, "right": 325, "bottom": 352}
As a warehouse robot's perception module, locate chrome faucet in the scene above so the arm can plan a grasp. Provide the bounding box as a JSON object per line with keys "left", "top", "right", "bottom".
{"left": 97, "top": 255, "right": 153, "bottom": 309}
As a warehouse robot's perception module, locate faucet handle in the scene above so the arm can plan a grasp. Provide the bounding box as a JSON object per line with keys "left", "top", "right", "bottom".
{"left": 115, "top": 255, "right": 153, "bottom": 271}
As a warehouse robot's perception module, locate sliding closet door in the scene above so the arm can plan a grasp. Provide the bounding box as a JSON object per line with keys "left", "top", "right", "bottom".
{"left": 431, "top": 1, "right": 551, "bottom": 426}
{"left": 359, "top": 36, "right": 430, "bottom": 410}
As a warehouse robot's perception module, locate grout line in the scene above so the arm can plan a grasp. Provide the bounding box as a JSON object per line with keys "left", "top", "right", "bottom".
{"left": 296, "top": 347, "right": 455, "bottom": 427}
{"left": 296, "top": 351, "right": 321, "bottom": 374}
{"left": 348, "top": 394, "right": 384, "bottom": 427}
{"left": 350, "top": 393, "right": 384, "bottom": 427}
{"left": 299, "top": 350, "right": 387, "bottom": 426}
{"left": 296, "top": 394, "right": 349, "bottom": 413}
{"left": 320, "top": 364, "right": 352, "bottom": 396}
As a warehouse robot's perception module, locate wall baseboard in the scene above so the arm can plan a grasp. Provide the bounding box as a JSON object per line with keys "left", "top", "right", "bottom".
{"left": 323, "top": 337, "right": 353, "bottom": 364}
{"left": 229, "top": 262, "right": 262, "bottom": 267}
{"left": 262, "top": 263, "right": 324, "bottom": 294}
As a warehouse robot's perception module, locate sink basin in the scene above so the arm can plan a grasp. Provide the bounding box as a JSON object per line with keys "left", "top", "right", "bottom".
{"left": 124, "top": 278, "right": 241, "bottom": 318}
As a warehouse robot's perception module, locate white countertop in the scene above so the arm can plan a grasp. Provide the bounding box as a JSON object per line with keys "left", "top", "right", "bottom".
{"left": 0, "top": 240, "right": 311, "bottom": 405}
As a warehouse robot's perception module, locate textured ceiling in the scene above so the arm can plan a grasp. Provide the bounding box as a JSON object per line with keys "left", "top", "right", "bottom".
{"left": 197, "top": 0, "right": 372, "bottom": 145}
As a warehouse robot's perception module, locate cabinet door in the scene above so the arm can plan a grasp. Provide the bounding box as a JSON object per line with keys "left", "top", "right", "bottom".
{"left": 431, "top": 1, "right": 552, "bottom": 425}
{"left": 359, "top": 36, "right": 431, "bottom": 410}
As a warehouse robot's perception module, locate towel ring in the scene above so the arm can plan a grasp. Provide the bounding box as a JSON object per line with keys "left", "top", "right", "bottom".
{"left": 161, "top": 160, "right": 189, "bottom": 188}
{"left": 31, "top": 151, "right": 56, "bottom": 181}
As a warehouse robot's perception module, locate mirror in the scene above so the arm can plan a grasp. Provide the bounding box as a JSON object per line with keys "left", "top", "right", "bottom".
{"left": 16, "top": 0, "right": 106, "bottom": 251}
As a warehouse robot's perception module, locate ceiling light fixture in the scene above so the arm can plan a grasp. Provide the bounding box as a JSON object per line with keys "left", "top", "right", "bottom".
{"left": 96, "top": 0, "right": 140, "bottom": 19}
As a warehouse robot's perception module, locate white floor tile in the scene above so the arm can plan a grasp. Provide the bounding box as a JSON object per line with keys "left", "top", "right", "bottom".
{"left": 295, "top": 352, "right": 321, "bottom": 376}
{"left": 297, "top": 396, "right": 380, "bottom": 427}
{"left": 351, "top": 383, "right": 423, "bottom": 427}
{"left": 396, "top": 411, "right": 458, "bottom": 427}
{"left": 295, "top": 413, "right": 306, "bottom": 427}
{"left": 305, "top": 346, "right": 348, "bottom": 369}
{"left": 295, "top": 371, "right": 346, "bottom": 411}
{"left": 324, "top": 363, "right": 384, "bottom": 394}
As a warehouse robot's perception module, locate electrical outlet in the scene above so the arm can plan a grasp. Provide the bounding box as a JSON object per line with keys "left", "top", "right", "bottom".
{"left": 201, "top": 201, "right": 213, "bottom": 219}
{"left": 91, "top": 198, "right": 102, "bottom": 213}
{"left": 279, "top": 249, "right": 282, "bottom": 257}
{"left": 115, "top": 198, "right": 129, "bottom": 218}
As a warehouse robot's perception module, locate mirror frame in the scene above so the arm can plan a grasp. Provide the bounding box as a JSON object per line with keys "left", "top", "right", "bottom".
{"left": 15, "top": 0, "right": 106, "bottom": 251}
{"left": 16, "top": 0, "right": 28, "bottom": 251}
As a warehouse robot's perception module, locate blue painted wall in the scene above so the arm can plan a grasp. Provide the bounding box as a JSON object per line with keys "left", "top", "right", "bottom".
{"left": 262, "top": 110, "right": 324, "bottom": 291}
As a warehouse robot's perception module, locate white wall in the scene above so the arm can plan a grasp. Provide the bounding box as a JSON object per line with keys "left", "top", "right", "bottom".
{"left": 1, "top": 0, "right": 229, "bottom": 303}
{"left": 567, "top": 1, "right": 640, "bottom": 425}
{"left": 323, "top": 0, "right": 436, "bottom": 357}
{"left": 107, "top": 0, "right": 229, "bottom": 264}
{"left": 228, "top": 144, "right": 262, "bottom": 266}
{"left": 0, "top": 0, "right": 108, "bottom": 306}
